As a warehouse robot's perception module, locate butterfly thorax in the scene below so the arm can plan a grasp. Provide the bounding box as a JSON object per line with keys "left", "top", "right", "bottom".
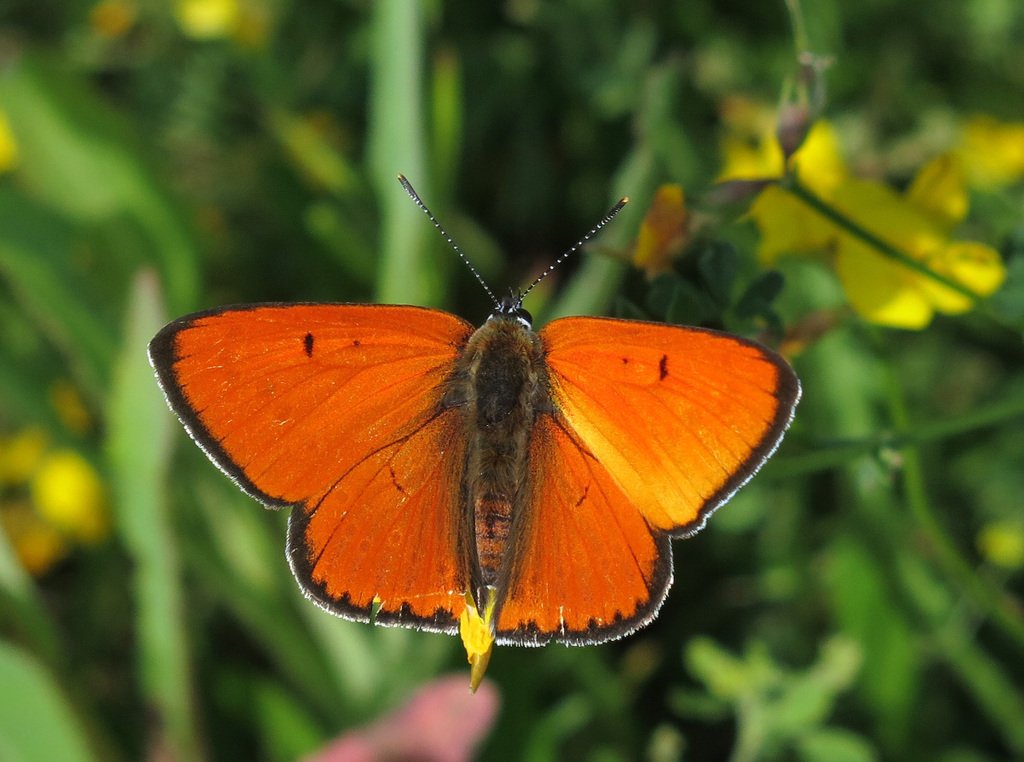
{"left": 450, "top": 315, "right": 548, "bottom": 599}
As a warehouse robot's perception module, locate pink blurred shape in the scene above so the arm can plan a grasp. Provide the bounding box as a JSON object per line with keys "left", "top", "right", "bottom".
{"left": 305, "top": 675, "right": 500, "bottom": 762}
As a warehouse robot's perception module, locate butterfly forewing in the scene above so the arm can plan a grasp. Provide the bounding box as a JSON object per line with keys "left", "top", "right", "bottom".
{"left": 149, "top": 303, "right": 476, "bottom": 629}
{"left": 539, "top": 317, "right": 800, "bottom": 536}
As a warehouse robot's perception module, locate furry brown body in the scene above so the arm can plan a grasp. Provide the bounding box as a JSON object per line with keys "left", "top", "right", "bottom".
{"left": 447, "top": 315, "right": 548, "bottom": 609}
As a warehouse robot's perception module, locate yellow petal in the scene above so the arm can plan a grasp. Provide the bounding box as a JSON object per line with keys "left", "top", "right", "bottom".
{"left": 717, "top": 135, "right": 784, "bottom": 182}
{"left": 30, "top": 450, "right": 108, "bottom": 543}
{"left": 0, "top": 111, "right": 19, "bottom": 173}
{"left": 716, "top": 98, "right": 784, "bottom": 181}
{"left": 789, "top": 121, "right": 847, "bottom": 197}
{"left": 835, "top": 239, "right": 934, "bottom": 329}
{"left": 920, "top": 241, "right": 1007, "bottom": 315}
{"left": 977, "top": 521, "right": 1024, "bottom": 570}
{"left": 633, "top": 184, "right": 688, "bottom": 277}
{"left": 906, "top": 154, "right": 968, "bottom": 231}
{"left": 831, "top": 177, "right": 947, "bottom": 264}
{"left": 957, "top": 115, "right": 1024, "bottom": 189}
{"left": 175, "top": 0, "right": 239, "bottom": 39}
{"left": 749, "top": 185, "right": 838, "bottom": 265}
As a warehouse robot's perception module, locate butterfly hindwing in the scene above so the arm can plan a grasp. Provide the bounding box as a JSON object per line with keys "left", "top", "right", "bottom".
{"left": 286, "top": 406, "right": 470, "bottom": 631}
{"left": 494, "top": 413, "right": 671, "bottom": 645}
{"left": 149, "top": 303, "right": 475, "bottom": 630}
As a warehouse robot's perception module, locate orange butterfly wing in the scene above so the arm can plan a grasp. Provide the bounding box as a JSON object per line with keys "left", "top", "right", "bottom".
{"left": 495, "top": 317, "right": 800, "bottom": 643}
{"left": 494, "top": 413, "right": 670, "bottom": 644}
{"left": 149, "top": 304, "right": 475, "bottom": 632}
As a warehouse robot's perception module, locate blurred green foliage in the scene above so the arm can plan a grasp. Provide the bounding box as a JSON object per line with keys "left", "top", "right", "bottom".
{"left": 1, "top": 1, "right": 1023, "bottom": 760}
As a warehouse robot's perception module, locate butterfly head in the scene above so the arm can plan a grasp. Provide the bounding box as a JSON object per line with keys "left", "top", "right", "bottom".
{"left": 490, "top": 292, "right": 533, "bottom": 329}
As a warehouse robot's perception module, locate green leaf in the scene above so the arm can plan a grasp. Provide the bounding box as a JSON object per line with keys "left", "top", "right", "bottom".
{"left": 735, "top": 270, "right": 785, "bottom": 320}
{"left": 697, "top": 242, "right": 738, "bottom": 306}
{"left": 684, "top": 637, "right": 757, "bottom": 700}
{"left": 252, "top": 677, "right": 326, "bottom": 762}
{"left": 825, "top": 538, "right": 919, "bottom": 747}
{"left": 105, "top": 271, "right": 202, "bottom": 760}
{"left": 0, "top": 189, "right": 115, "bottom": 402}
{"left": 0, "top": 55, "right": 200, "bottom": 314}
{"left": 796, "top": 728, "right": 877, "bottom": 762}
{"left": 368, "top": 0, "right": 434, "bottom": 305}
{"left": 0, "top": 641, "right": 96, "bottom": 762}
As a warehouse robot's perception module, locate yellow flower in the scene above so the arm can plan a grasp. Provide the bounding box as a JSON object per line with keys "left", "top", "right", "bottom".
{"left": 0, "top": 110, "right": 19, "bottom": 173}
{"left": 728, "top": 122, "right": 849, "bottom": 266}
{"left": 722, "top": 116, "right": 1006, "bottom": 329}
{"left": 826, "top": 164, "right": 1004, "bottom": 328}
{"left": 719, "top": 116, "right": 846, "bottom": 195}
{"left": 459, "top": 590, "right": 496, "bottom": 693}
{"left": 956, "top": 115, "right": 1024, "bottom": 190}
{"left": 175, "top": 0, "right": 240, "bottom": 39}
{"left": 174, "top": 0, "right": 269, "bottom": 47}
{"left": 632, "top": 184, "right": 689, "bottom": 277}
{"left": 977, "top": 520, "right": 1024, "bottom": 571}
{"left": 2, "top": 424, "right": 109, "bottom": 575}
{"left": 30, "top": 450, "right": 108, "bottom": 544}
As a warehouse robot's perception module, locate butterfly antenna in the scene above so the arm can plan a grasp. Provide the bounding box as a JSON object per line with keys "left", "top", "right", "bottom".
{"left": 519, "top": 196, "right": 629, "bottom": 302}
{"left": 397, "top": 174, "right": 500, "bottom": 310}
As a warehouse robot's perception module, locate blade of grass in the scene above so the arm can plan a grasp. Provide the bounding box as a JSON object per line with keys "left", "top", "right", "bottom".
{"left": 106, "top": 270, "right": 203, "bottom": 760}
{"left": 368, "top": 0, "right": 435, "bottom": 306}
{"left": 0, "top": 525, "right": 61, "bottom": 666}
{"left": 0, "top": 642, "right": 97, "bottom": 762}
{"left": 186, "top": 472, "right": 348, "bottom": 719}
{"left": 767, "top": 384, "right": 1024, "bottom": 479}
{"left": 880, "top": 339, "right": 1024, "bottom": 650}
{"left": 0, "top": 189, "right": 115, "bottom": 403}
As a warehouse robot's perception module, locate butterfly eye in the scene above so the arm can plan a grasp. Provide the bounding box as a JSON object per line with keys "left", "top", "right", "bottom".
{"left": 490, "top": 294, "right": 533, "bottom": 328}
{"left": 511, "top": 306, "right": 533, "bottom": 328}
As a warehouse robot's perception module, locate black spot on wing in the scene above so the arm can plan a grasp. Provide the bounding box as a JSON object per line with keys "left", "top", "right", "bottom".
{"left": 304, "top": 332, "right": 314, "bottom": 357}
{"left": 658, "top": 354, "right": 668, "bottom": 381}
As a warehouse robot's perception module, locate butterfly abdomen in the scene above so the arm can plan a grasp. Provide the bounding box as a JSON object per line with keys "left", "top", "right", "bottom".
{"left": 454, "top": 317, "right": 547, "bottom": 592}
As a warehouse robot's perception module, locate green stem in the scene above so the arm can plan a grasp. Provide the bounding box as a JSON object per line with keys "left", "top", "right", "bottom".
{"left": 0, "top": 530, "right": 61, "bottom": 665}
{"left": 768, "top": 384, "right": 1024, "bottom": 478}
{"left": 880, "top": 337, "right": 1024, "bottom": 650}
{"left": 782, "top": 0, "right": 811, "bottom": 54}
{"left": 780, "top": 173, "right": 984, "bottom": 304}
{"left": 368, "top": 0, "right": 432, "bottom": 306}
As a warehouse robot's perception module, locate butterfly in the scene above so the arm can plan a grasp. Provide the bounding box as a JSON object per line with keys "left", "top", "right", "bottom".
{"left": 149, "top": 176, "right": 800, "bottom": 687}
